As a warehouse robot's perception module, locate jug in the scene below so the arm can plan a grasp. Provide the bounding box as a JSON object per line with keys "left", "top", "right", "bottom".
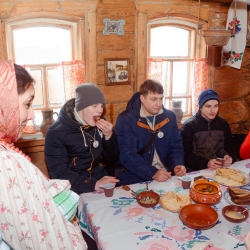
{"left": 40, "top": 109, "right": 58, "bottom": 137}
{"left": 171, "top": 100, "right": 183, "bottom": 123}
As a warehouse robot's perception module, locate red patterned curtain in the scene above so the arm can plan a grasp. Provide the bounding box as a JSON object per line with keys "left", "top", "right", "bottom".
{"left": 193, "top": 58, "right": 209, "bottom": 113}
{"left": 147, "top": 58, "right": 163, "bottom": 82}
{"left": 62, "top": 60, "right": 86, "bottom": 101}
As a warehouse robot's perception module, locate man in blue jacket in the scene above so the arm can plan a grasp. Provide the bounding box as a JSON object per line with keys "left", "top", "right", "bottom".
{"left": 114, "top": 79, "right": 186, "bottom": 185}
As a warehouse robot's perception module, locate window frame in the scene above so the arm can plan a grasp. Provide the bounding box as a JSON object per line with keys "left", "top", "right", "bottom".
{"left": 6, "top": 18, "right": 80, "bottom": 108}
{"left": 147, "top": 19, "right": 200, "bottom": 117}
{"left": 27, "top": 64, "right": 64, "bottom": 110}
{"left": 6, "top": 18, "right": 78, "bottom": 63}
{"left": 5, "top": 18, "right": 83, "bottom": 126}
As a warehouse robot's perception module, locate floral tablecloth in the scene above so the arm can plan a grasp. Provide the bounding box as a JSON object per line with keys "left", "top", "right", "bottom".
{"left": 78, "top": 160, "right": 250, "bottom": 250}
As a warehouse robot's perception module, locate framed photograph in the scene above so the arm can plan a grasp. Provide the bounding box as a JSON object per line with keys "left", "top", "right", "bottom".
{"left": 104, "top": 58, "right": 130, "bottom": 86}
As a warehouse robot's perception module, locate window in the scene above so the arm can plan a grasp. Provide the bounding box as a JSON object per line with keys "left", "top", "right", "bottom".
{"left": 6, "top": 18, "right": 80, "bottom": 125}
{"left": 148, "top": 19, "right": 199, "bottom": 117}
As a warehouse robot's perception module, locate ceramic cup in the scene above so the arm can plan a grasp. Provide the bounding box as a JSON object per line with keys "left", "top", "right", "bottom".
{"left": 216, "top": 158, "right": 225, "bottom": 167}
{"left": 101, "top": 183, "right": 115, "bottom": 197}
{"left": 180, "top": 176, "right": 192, "bottom": 189}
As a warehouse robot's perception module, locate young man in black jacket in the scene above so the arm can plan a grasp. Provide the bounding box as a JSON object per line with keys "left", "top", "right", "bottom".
{"left": 45, "top": 83, "right": 119, "bottom": 194}
{"left": 180, "top": 89, "right": 236, "bottom": 172}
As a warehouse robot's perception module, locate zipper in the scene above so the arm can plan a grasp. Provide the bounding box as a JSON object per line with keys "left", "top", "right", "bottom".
{"left": 207, "top": 121, "right": 211, "bottom": 159}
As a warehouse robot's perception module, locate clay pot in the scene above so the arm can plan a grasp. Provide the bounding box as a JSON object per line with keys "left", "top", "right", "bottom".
{"left": 190, "top": 179, "right": 222, "bottom": 205}
{"left": 171, "top": 100, "right": 183, "bottom": 123}
{"left": 40, "top": 109, "right": 58, "bottom": 137}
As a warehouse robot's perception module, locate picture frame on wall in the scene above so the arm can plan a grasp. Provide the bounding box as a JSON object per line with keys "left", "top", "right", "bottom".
{"left": 103, "top": 18, "right": 125, "bottom": 36}
{"left": 104, "top": 58, "right": 130, "bottom": 86}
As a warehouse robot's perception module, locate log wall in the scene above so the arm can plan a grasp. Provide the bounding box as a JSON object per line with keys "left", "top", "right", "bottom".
{"left": 0, "top": 0, "right": 249, "bottom": 133}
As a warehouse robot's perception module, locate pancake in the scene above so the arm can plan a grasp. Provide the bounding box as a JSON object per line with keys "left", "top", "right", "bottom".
{"left": 160, "top": 191, "right": 192, "bottom": 212}
{"left": 214, "top": 168, "right": 246, "bottom": 186}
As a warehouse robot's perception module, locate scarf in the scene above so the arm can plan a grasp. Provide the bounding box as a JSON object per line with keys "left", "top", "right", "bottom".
{"left": 0, "top": 60, "right": 20, "bottom": 143}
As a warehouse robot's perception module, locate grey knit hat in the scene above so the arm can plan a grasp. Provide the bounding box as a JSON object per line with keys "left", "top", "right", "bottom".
{"left": 75, "top": 83, "right": 106, "bottom": 111}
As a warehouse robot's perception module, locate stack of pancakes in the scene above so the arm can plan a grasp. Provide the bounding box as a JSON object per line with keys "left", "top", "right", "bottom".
{"left": 160, "top": 191, "right": 192, "bottom": 212}
{"left": 228, "top": 187, "right": 250, "bottom": 205}
{"left": 214, "top": 168, "right": 246, "bottom": 186}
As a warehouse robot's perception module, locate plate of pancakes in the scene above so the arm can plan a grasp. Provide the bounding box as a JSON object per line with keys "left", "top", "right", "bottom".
{"left": 213, "top": 168, "right": 249, "bottom": 187}
{"left": 223, "top": 186, "right": 250, "bottom": 207}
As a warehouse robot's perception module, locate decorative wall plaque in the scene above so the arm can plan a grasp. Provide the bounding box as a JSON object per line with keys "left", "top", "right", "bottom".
{"left": 103, "top": 18, "right": 125, "bottom": 36}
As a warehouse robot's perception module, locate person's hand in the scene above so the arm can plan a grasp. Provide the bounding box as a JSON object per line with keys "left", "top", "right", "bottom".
{"left": 223, "top": 155, "right": 232, "bottom": 167}
{"left": 152, "top": 169, "right": 172, "bottom": 182}
{"left": 208, "top": 159, "right": 223, "bottom": 170}
{"left": 71, "top": 215, "right": 79, "bottom": 225}
{"left": 95, "top": 176, "right": 119, "bottom": 190}
{"left": 245, "top": 231, "right": 250, "bottom": 250}
{"left": 174, "top": 165, "right": 186, "bottom": 176}
{"left": 96, "top": 119, "right": 113, "bottom": 140}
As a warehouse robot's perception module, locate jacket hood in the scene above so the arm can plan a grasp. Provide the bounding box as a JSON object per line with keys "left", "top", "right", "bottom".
{"left": 126, "top": 92, "right": 141, "bottom": 118}
{"left": 57, "top": 98, "right": 82, "bottom": 130}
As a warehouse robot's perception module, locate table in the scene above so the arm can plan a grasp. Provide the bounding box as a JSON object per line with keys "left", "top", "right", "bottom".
{"left": 78, "top": 160, "right": 250, "bottom": 250}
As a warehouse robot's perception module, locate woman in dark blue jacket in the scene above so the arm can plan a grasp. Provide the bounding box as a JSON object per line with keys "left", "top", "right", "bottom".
{"left": 45, "top": 84, "right": 119, "bottom": 194}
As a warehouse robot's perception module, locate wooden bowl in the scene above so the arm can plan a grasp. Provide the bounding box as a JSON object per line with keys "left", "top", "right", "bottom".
{"left": 222, "top": 205, "right": 249, "bottom": 223}
{"left": 190, "top": 179, "right": 222, "bottom": 205}
{"left": 136, "top": 190, "right": 160, "bottom": 208}
{"left": 179, "top": 204, "right": 218, "bottom": 230}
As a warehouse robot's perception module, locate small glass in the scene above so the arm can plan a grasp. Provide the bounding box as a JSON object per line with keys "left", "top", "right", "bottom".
{"left": 22, "top": 119, "right": 36, "bottom": 134}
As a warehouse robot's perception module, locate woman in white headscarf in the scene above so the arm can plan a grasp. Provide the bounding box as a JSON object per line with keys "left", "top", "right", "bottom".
{"left": 0, "top": 60, "right": 87, "bottom": 249}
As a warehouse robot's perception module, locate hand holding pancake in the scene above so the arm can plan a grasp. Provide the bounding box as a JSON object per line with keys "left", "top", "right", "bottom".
{"left": 95, "top": 118, "right": 113, "bottom": 140}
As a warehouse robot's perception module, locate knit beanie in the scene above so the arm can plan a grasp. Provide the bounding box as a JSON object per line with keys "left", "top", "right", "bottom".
{"left": 198, "top": 89, "right": 220, "bottom": 109}
{"left": 75, "top": 83, "right": 106, "bottom": 111}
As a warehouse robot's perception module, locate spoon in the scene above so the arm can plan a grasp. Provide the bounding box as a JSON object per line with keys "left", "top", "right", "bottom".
{"left": 236, "top": 208, "right": 249, "bottom": 217}
{"left": 121, "top": 185, "right": 137, "bottom": 197}
{"left": 122, "top": 185, "right": 130, "bottom": 191}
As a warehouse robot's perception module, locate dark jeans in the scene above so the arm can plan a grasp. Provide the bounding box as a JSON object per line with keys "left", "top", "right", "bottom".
{"left": 81, "top": 230, "right": 98, "bottom": 250}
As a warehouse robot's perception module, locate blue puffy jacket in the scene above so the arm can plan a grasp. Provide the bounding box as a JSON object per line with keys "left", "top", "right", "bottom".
{"left": 114, "top": 92, "right": 184, "bottom": 185}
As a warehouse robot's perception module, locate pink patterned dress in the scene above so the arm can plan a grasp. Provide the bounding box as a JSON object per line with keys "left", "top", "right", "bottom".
{"left": 0, "top": 60, "right": 87, "bottom": 249}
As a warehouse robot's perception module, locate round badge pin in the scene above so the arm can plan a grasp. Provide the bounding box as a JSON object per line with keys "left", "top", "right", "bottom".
{"left": 158, "top": 131, "right": 164, "bottom": 138}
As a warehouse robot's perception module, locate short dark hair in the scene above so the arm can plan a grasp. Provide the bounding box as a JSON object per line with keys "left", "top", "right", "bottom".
{"left": 14, "top": 64, "right": 35, "bottom": 95}
{"left": 139, "top": 79, "right": 163, "bottom": 96}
